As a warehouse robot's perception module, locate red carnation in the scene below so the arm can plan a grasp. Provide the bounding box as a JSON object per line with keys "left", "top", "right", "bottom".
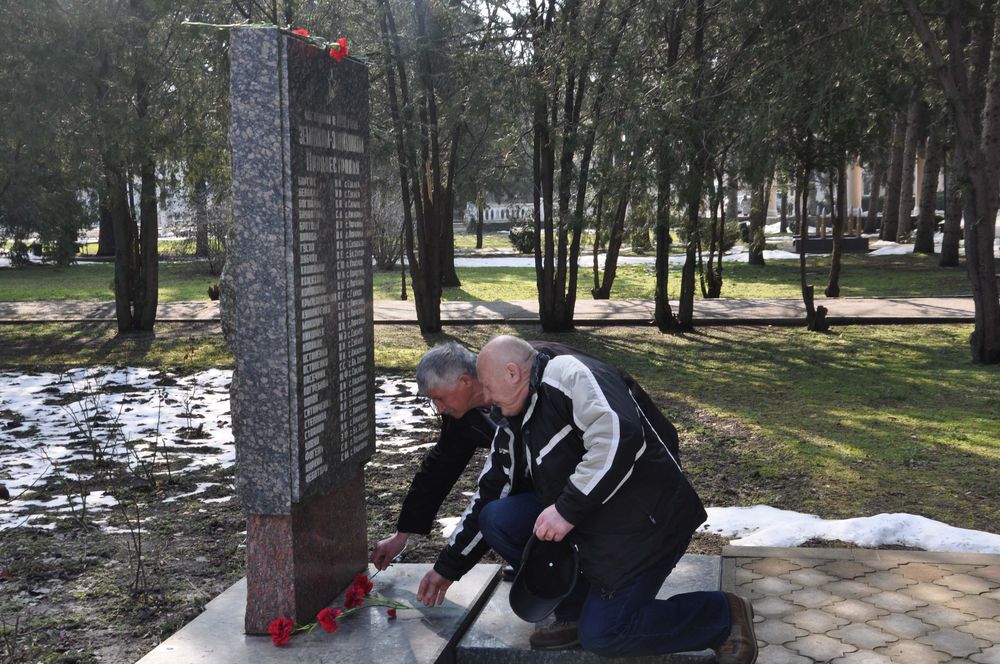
{"left": 317, "top": 607, "right": 341, "bottom": 633}
{"left": 387, "top": 608, "right": 397, "bottom": 619}
{"left": 329, "top": 37, "right": 349, "bottom": 62}
{"left": 269, "top": 616, "right": 294, "bottom": 646}
{"left": 291, "top": 28, "right": 309, "bottom": 36}
{"left": 353, "top": 573, "right": 373, "bottom": 595}
{"left": 344, "top": 584, "right": 365, "bottom": 609}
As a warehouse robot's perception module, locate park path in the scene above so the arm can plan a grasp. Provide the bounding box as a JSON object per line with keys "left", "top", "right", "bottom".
{"left": 0, "top": 296, "right": 976, "bottom": 325}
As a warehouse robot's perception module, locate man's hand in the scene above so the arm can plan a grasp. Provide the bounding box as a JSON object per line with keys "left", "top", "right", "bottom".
{"left": 370, "top": 532, "right": 409, "bottom": 571}
{"left": 416, "top": 569, "right": 453, "bottom": 607}
{"left": 533, "top": 504, "right": 574, "bottom": 541}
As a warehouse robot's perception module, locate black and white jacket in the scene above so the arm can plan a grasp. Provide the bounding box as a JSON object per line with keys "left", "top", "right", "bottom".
{"left": 433, "top": 350, "right": 707, "bottom": 592}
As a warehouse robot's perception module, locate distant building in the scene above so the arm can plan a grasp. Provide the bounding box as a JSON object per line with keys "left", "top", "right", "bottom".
{"left": 463, "top": 201, "right": 541, "bottom": 230}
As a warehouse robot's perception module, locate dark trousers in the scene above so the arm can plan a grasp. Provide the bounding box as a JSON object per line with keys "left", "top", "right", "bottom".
{"left": 478, "top": 492, "right": 731, "bottom": 656}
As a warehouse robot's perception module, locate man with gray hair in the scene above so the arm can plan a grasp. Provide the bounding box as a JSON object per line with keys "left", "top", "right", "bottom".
{"left": 370, "top": 341, "right": 495, "bottom": 570}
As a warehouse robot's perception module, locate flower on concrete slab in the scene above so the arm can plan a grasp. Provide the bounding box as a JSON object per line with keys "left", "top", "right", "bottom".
{"left": 268, "top": 573, "right": 408, "bottom": 647}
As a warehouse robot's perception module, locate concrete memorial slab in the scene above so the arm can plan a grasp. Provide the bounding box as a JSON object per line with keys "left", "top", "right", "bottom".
{"left": 135, "top": 564, "right": 501, "bottom": 664}
{"left": 223, "top": 26, "right": 373, "bottom": 633}
{"left": 456, "top": 554, "right": 720, "bottom": 663}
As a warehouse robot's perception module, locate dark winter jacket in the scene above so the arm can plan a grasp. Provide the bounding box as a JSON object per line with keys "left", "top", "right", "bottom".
{"left": 433, "top": 350, "right": 706, "bottom": 592}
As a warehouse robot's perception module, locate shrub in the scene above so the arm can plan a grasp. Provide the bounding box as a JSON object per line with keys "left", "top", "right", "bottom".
{"left": 508, "top": 224, "right": 535, "bottom": 253}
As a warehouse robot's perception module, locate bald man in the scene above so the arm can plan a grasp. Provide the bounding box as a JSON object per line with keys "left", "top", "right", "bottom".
{"left": 417, "top": 335, "right": 756, "bottom": 662}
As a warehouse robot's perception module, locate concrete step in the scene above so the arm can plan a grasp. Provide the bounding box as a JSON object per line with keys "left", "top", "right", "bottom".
{"left": 456, "top": 554, "right": 720, "bottom": 663}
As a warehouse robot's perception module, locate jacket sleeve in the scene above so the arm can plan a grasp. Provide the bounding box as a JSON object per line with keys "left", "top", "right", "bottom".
{"left": 432, "top": 427, "right": 514, "bottom": 581}
{"left": 546, "top": 356, "right": 646, "bottom": 526}
{"left": 396, "top": 411, "right": 494, "bottom": 535}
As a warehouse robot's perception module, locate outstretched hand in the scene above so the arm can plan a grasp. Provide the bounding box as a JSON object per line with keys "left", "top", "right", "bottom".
{"left": 416, "top": 569, "right": 453, "bottom": 607}
{"left": 370, "top": 532, "right": 408, "bottom": 571}
{"left": 533, "top": 504, "right": 574, "bottom": 541}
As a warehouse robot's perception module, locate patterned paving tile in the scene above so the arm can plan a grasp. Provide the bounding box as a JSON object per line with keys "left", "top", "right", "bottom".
{"left": 783, "top": 567, "right": 839, "bottom": 587}
{"left": 875, "top": 640, "right": 952, "bottom": 663}
{"left": 897, "top": 562, "right": 953, "bottom": 583}
{"left": 828, "top": 623, "right": 899, "bottom": 650}
{"left": 865, "top": 589, "right": 928, "bottom": 613}
{"left": 970, "top": 644, "right": 1000, "bottom": 664}
{"left": 734, "top": 566, "right": 763, "bottom": 586}
{"left": 752, "top": 595, "right": 796, "bottom": 618}
{"left": 936, "top": 572, "right": 998, "bottom": 595}
{"left": 783, "top": 608, "right": 850, "bottom": 632}
{"left": 971, "top": 564, "right": 1000, "bottom": 583}
{"left": 831, "top": 651, "right": 895, "bottom": 664}
{"left": 782, "top": 586, "right": 842, "bottom": 609}
{"left": 789, "top": 634, "right": 857, "bottom": 661}
{"left": 861, "top": 570, "right": 916, "bottom": 592}
{"left": 755, "top": 618, "right": 807, "bottom": 646}
{"left": 823, "top": 579, "right": 879, "bottom": 599}
{"left": 944, "top": 594, "right": 1000, "bottom": 619}
{"left": 957, "top": 618, "right": 1000, "bottom": 642}
{"left": 909, "top": 605, "right": 978, "bottom": 629}
{"left": 901, "top": 582, "right": 963, "bottom": 604}
{"left": 757, "top": 643, "right": 812, "bottom": 663}
{"left": 827, "top": 598, "right": 889, "bottom": 622}
{"left": 869, "top": 613, "right": 933, "bottom": 640}
{"left": 917, "top": 627, "right": 990, "bottom": 659}
{"left": 816, "top": 560, "right": 873, "bottom": 580}
{"left": 745, "top": 557, "right": 802, "bottom": 577}
{"left": 753, "top": 575, "right": 803, "bottom": 596}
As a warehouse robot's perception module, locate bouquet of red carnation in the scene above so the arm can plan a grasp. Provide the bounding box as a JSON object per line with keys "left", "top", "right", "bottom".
{"left": 269, "top": 573, "right": 407, "bottom": 647}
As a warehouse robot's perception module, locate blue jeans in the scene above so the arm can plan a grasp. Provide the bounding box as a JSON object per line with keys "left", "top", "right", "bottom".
{"left": 478, "top": 492, "right": 730, "bottom": 656}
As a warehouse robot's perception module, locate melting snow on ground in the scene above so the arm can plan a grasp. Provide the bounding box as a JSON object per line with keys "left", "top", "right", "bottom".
{"left": 3, "top": 368, "right": 998, "bottom": 554}
{"left": 0, "top": 369, "right": 435, "bottom": 531}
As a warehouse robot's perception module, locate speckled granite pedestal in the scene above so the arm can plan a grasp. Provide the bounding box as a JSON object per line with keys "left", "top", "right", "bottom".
{"left": 244, "top": 470, "right": 368, "bottom": 633}
{"left": 455, "top": 554, "right": 720, "bottom": 663}
{"left": 136, "top": 563, "right": 500, "bottom": 664}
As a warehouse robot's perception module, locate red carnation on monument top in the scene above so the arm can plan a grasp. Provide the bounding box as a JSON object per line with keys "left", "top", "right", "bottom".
{"left": 329, "top": 37, "right": 349, "bottom": 61}
{"left": 291, "top": 28, "right": 309, "bottom": 36}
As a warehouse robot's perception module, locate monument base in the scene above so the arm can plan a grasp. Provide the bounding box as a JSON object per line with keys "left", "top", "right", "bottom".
{"left": 244, "top": 468, "right": 368, "bottom": 634}
{"left": 135, "top": 564, "right": 501, "bottom": 664}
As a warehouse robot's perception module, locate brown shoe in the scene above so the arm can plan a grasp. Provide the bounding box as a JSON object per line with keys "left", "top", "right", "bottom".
{"left": 713, "top": 593, "right": 758, "bottom": 664}
{"left": 529, "top": 620, "right": 579, "bottom": 650}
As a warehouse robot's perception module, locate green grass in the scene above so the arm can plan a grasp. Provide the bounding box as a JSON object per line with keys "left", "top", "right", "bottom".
{"left": 374, "top": 253, "right": 979, "bottom": 301}
{"left": 373, "top": 323, "right": 1000, "bottom": 533}
{"left": 0, "top": 251, "right": 987, "bottom": 302}
{"left": 0, "top": 261, "right": 219, "bottom": 302}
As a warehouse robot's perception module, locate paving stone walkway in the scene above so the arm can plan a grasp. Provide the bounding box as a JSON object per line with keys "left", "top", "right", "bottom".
{"left": 0, "top": 296, "right": 977, "bottom": 325}
{"left": 724, "top": 547, "right": 1000, "bottom": 664}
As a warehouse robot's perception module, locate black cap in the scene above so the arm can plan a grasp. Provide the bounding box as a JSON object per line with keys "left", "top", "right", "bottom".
{"left": 509, "top": 535, "right": 579, "bottom": 622}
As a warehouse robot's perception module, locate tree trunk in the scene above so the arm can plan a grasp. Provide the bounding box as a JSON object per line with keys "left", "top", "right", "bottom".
{"left": 136, "top": 160, "right": 159, "bottom": 330}
{"left": 864, "top": 162, "right": 883, "bottom": 234}
{"left": 797, "top": 158, "right": 828, "bottom": 331}
{"left": 747, "top": 179, "right": 767, "bottom": 266}
{"left": 654, "top": 138, "right": 677, "bottom": 330}
{"left": 896, "top": 90, "right": 924, "bottom": 240}
{"left": 193, "top": 177, "right": 209, "bottom": 258}
{"left": 106, "top": 163, "right": 135, "bottom": 332}
{"left": 97, "top": 191, "right": 116, "bottom": 257}
{"left": 914, "top": 124, "right": 944, "bottom": 254}
{"left": 881, "top": 116, "right": 907, "bottom": 240}
{"left": 939, "top": 151, "right": 962, "bottom": 266}
{"left": 476, "top": 199, "right": 484, "bottom": 249}
{"left": 779, "top": 184, "right": 788, "bottom": 233}
{"left": 825, "top": 163, "right": 846, "bottom": 297}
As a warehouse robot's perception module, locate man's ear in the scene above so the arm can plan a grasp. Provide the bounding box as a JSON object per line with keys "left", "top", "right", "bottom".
{"left": 504, "top": 361, "right": 519, "bottom": 384}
